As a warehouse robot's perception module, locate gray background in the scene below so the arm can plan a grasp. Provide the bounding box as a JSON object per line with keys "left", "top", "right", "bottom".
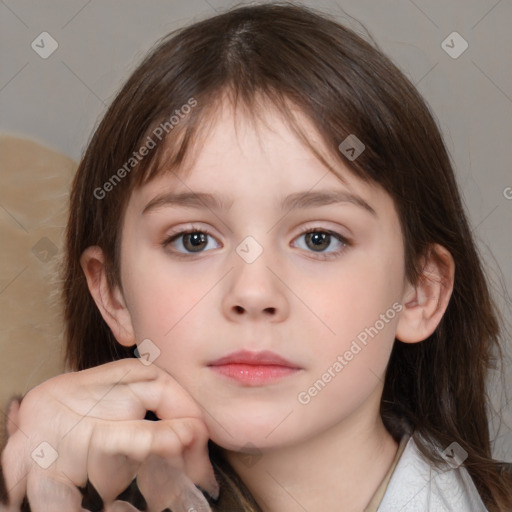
{"left": 1, "top": 0, "right": 511, "bottom": 460}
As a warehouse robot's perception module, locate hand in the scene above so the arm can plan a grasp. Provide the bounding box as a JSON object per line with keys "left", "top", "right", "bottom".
{"left": 1, "top": 358, "right": 219, "bottom": 512}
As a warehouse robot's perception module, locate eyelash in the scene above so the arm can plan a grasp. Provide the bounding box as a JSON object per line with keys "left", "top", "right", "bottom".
{"left": 161, "top": 226, "right": 351, "bottom": 260}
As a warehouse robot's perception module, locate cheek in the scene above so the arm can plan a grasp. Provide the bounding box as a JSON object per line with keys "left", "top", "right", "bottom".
{"left": 302, "top": 256, "right": 402, "bottom": 339}
{"left": 299, "top": 251, "right": 403, "bottom": 384}
{"left": 297, "top": 295, "right": 400, "bottom": 427}
{"left": 122, "top": 252, "right": 207, "bottom": 344}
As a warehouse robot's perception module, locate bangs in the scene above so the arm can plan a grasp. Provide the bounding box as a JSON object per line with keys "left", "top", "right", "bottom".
{"left": 129, "top": 85, "right": 357, "bottom": 194}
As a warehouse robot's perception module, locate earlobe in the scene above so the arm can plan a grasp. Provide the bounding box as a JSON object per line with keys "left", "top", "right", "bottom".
{"left": 395, "top": 244, "right": 455, "bottom": 344}
{"left": 79, "top": 246, "right": 136, "bottom": 347}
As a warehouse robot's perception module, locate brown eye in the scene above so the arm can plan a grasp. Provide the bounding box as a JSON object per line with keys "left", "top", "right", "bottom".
{"left": 182, "top": 232, "right": 208, "bottom": 252}
{"left": 292, "top": 228, "right": 349, "bottom": 259}
{"left": 304, "top": 231, "right": 331, "bottom": 252}
{"left": 163, "top": 229, "right": 220, "bottom": 255}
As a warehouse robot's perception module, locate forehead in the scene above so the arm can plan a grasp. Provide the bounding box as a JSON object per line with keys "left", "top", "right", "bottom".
{"left": 127, "top": 96, "right": 394, "bottom": 220}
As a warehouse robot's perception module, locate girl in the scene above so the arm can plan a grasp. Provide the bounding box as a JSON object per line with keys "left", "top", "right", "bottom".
{"left": 1, "top": 2, "right": 511, "bottom": 511}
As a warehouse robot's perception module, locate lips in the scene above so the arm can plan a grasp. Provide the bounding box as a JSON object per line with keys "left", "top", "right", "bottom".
{"left": 208, "top": 350, "right": 301, "bottom": 386}
{"left": 209, "top": 350, "right": 298, "bottom": 367}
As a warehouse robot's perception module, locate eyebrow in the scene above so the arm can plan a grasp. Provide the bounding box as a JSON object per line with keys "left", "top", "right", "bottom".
{"left": 142, "top": 189, "right": 376, "bottom": 216}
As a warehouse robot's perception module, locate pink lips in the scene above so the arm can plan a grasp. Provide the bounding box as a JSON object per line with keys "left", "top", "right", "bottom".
{"left": 208, "top": 350, "right": 301, "bottom": 386}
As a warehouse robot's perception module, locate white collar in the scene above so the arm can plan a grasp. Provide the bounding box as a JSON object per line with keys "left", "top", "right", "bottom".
{"left": 377, "top": 433, "right": 488, "bottom": 511}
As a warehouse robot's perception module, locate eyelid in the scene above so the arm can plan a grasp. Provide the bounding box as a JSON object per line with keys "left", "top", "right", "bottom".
{"left": 294, "top": 221, "right": 351, "bottom": 238}
{"left": 293, "top": 220, "right": 353, "bottom": 243}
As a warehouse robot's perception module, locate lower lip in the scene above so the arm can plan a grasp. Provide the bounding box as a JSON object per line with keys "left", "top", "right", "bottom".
{"left": 209, "top": 364, "right": 299, "bottom": 386}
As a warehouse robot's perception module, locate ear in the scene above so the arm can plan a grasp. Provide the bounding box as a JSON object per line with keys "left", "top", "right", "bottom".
{"left": 395, "top": 243, "right": 455, "bottom": 343}
{"left": 80, "top": 246, "right": 136, "bottom": 347}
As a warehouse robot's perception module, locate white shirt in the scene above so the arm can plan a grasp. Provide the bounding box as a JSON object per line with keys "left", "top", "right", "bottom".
{"left": 376, "top": 434, "right": 488, "bottom": 511}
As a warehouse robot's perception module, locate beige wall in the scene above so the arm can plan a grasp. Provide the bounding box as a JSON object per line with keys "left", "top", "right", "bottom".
{"left": 0, "top": 136, "right": 75, "bottom": 407}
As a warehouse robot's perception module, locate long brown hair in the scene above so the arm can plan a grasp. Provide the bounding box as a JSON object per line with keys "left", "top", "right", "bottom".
{"left": 62, "top": 2, "right": 512, "bottom": 509}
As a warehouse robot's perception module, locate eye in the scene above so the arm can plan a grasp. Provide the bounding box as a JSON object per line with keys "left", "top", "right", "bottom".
{"left": 292, "top": 227, "right": 350, "bottom": 259}
{"left": 162, "top": 228, "right": 220, "bottom": 255}
{"left": 162, "top": 226, "right": 350, "bottom": 259}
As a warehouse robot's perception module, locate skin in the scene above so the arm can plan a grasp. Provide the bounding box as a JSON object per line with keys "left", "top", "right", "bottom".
{"left": 81, "top": 97, "right": 455, "bottom": 511}
{"left": 2, "top": 360, "right": 219, "bottom": 512}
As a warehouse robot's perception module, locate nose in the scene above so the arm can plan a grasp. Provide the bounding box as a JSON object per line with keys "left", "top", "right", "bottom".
{"left": 222, "top": 248, "right": 289, "bottom": 323}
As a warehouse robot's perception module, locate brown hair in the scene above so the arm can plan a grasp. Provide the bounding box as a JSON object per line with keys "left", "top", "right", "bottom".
{"left": 62, "top": 2, "right": 512, "bottom": 510}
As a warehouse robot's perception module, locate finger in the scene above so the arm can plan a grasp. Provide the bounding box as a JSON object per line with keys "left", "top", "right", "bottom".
{"left": 80, "top": 359, "right": 204, "bottom": 421}
{"left": 1, "top": 432, "right": 29, "bottom": 511}
{"left": 127, "top": 374, "right": 204, "bottom": 421}
{"left": 86, "top": 422, "right": 142, "bottom": 505}
{"left": 86, "top": 419, "right": 189, "bottom": 504}
{"left": 87, "top": 419, "right": 217, "bottom": 505}
{"left": 105, "top": 501, "right": 140, "bottom": 512}
{"left": 1, "top": 472, "right": 26, "bottom": 512}
{"left": 26, "top": 472, "right": 85, "bottom": 512}
{"left": 168, "top": 420, "right": 219, "bottom": 500}
{"left": 137, "top": 455, "right": 212, "bottom": 512}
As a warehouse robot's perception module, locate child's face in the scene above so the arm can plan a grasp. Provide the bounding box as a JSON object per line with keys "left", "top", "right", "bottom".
{"left": 117, "top": 99, "right": 408, "bottom": 452}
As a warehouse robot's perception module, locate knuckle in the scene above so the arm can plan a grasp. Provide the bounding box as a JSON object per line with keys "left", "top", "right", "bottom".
{"left": 170, "top": 419, "right": 206, "bottom": 450}
{"left": 91, "top": 422, "right": 152, "bottom": 461}
{"left": 187, "top": 417, "right": 210, "bottom": 444}
{"left": 153, "top": 424, "right": 183, "bottom": 457}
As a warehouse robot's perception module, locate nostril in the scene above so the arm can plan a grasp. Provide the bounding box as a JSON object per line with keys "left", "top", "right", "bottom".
{"left": 234, "top": 305, "right": 244, "bottom": 313}
{"left": 264, "top": 307, "right": 276, "bottom": 315}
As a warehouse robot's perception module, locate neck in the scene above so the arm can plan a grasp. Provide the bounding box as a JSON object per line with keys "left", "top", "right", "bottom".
{"left": 224, "top": 397, "right": 399, "bottom": 512}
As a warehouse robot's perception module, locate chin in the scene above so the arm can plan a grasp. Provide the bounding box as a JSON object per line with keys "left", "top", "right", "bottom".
{"left": 206, "top": 412, "right": 300, "bottom": 452}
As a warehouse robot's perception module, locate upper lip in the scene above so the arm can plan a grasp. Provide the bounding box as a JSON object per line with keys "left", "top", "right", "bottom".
{"left": 208, "top": 350, "right": 300, "bottom": 368}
